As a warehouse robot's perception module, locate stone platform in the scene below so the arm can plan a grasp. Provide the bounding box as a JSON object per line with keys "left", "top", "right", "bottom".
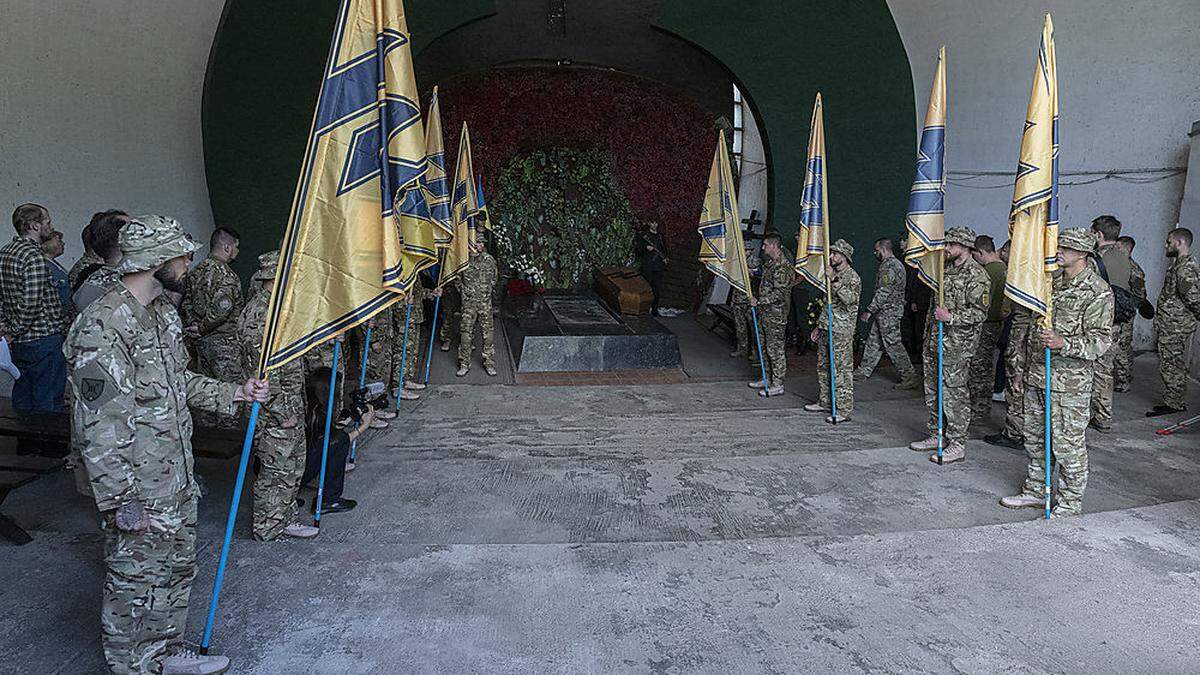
{"left": 501, "top": 291, "right": 682, "bottom": 372}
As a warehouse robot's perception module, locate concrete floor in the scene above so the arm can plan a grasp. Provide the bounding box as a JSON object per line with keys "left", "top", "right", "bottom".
{"left": 3, "top": 322, "right": 1200, "bottom": 673}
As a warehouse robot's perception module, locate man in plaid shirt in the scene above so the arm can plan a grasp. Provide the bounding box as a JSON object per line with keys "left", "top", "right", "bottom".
{"left": 1, "top": 203, "right": 69, "bottom": 412}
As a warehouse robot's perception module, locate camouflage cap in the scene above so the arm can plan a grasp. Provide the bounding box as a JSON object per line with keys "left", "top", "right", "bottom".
{"left": 252, "top": 250, "right": 280, "bottom": 282}
{"left": 944, "top": 226, "right": 978, "bottom": 248}
{"left": 113, "top": 215, "right": 200, "bottom": 274}
{"left": 829, "top": 238, "right": 854, "bottom": 260}
{"left": 1058, "top": 227, "right": 1097, "bottom": 254}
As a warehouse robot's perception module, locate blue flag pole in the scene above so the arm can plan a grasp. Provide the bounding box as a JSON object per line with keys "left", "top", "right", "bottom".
{"left": 424, "top": 295, "right": 441, "bottom": 384}
{"left": 937, "top": 320, "right": 945, "bottom": 463}
{"left": 749, "top": 305, "right": 770, "bottom": 397}
{"left": 314, "top": 341, "right": 341, "bottom": 526}
{"left": 350, "top": 327, "right": 371, "bottom": 462}
{"left": 826, "top": 302, "right": 838, "bottom": 422}
{"left": 396, "top": 302, "right": 413, "bottom": 411}
{"left": 1044, "top": 346, "right": 1052, "bottom": 519}
{"left": 200, "top": 400, "right": 260, "bottom": 654}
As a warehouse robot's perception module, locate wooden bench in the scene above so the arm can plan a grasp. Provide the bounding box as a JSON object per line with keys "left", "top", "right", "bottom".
{"left": 0, "top": 470, "right": 38, "bottom": 545}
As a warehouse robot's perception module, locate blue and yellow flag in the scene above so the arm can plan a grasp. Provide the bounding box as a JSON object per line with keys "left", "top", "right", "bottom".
{"left": 423, "top": 86, "right": 452, "bottom": 245}
{"left": 259, "top": 0, "right": 429, "bottom": 374}
{"left": 698, "top": 130, "right": 753, "bottom": 299}
{"left": 1005, "top": 14, "right": 1059, "bottom": 319}
{"left": 794, "top": 93, "right": 830, "bottom": 293}
{"left": 904, "top": 47, "right": 947, "bottom": 298}
{"left": 437, "top": 123, "right": 480, "bottom": 288}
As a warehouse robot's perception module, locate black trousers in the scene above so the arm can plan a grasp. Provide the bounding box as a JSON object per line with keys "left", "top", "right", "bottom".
{"left": 645, "top": 269, "right": 664, "bottom": 314}
{"left": 302, "top": 429, "right": 351, "bottom": 502}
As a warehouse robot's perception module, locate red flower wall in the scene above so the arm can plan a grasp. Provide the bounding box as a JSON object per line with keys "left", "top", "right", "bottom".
{"left": 437, "top": 67, "right": 719, "bottom": 250}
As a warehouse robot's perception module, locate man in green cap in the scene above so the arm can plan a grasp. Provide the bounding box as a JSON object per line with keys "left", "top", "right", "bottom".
{"left": 805, "top": 238, "right": 861, "bottom": 421}
{"left": 748, "top": 231, "right": 794, "bottom": 396}
{"left": 1001, "top": 227, "right": 1112, "bottom": 516}
{"left": 909, "top": 225, "right": 991, "bottom": 464}
{"left": 237, "top": 250, "right": 319, "bottom": 541}
{"left": 65, "top": 215, "right": 270, "bottom": 675}
{"left": 455, "top": 229, "right": 500, "bottom": 378}
{"left": 857, "top": 235, "right": 916, "bottom": 388}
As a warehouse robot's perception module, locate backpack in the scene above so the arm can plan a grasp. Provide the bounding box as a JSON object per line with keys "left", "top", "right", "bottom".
{"left": 1094, "top": 256, "right": 1152, "bottom": 324}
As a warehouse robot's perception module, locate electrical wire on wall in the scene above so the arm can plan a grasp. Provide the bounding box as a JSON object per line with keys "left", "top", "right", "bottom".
{"left": 945, "top": 167, "right": 1186, "bottom": 190}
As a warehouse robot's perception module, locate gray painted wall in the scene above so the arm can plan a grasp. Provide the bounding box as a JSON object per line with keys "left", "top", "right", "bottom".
{"left": 888, "top": 0, "right": 1200, "bottom": 353}
{"left": 0, "top": 0, "right": 225, "bottom": 262}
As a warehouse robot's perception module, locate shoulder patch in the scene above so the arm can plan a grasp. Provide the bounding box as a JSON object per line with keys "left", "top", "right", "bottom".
{"left": 74, "top": 360, "right": 120, "bottom": 410}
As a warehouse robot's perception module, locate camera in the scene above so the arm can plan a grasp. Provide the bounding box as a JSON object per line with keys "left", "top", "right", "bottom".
{"left": 344, "top": 382, "right": 390, "bottom": 424}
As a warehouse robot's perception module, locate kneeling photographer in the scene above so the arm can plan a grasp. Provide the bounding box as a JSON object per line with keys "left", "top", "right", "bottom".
{"left": 300, "top": 366, "right": 381, "bottom": 514}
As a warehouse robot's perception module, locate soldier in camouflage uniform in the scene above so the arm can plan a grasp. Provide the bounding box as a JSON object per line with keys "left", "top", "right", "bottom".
{"left": 748, "top": 232, "right": 794, "bottom": 396}
{"left": 805, "top": 239, "right": 860, "bottom": 421}
{"left": 455, "top": 232, "right": 499, "bottom": 377}
{"left": 968, "top": 235, "right": 1008, "bottom": 423}
{"left": 181, "top": 227, "right": 245, "bottom": 427}
{"left": 1087, "top": 215, "right": 1130, "bottom": 432}
{"left": 729, "top": 253, "right": 760, "bottom": 364}
{"left": 237, "top": 251, "right": 318, "bottom": 541}
{"left": 1001, "top": 228, "right": 1113, "bottom": 516}
{"left": 856, "top": 236, "right": 915, "bottom": 387}
{"left": 909, "top": 226, "right": 991, "bottom": 464}
{"left": 1148, "top": 227, "right": 1200, "bottom": 416}
{"left": 1113, "top": 235, "right": 1146, "bottom": 392}
{"left": 65, "top": 215, "right": 269, "bottom": 675}
{"left": 985, "top": 303, "right": 1031, "bottom": 450}
{"left": 395, "top": 282, "right": 439, "bottom": 395}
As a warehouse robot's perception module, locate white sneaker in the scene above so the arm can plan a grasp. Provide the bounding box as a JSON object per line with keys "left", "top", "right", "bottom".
{"left": 456, "top": 366, "right": 469, "bottom": 377}
{"left": 748, "top": 379, "right": 766, "bottom": 389}
{"left": 399, "top": 389, "right": 420, "bottom": 401}
{"left": 161, "top": 649, "right": 230, "bottom": 674}
{"left": 484, "top": 365, "right": 498, "bottom": 377}
{"left": 405, "top": 381, "right": 427, "bottom": 391}
{"left": 283, "top": 522, "right": 319, "bottom": 539}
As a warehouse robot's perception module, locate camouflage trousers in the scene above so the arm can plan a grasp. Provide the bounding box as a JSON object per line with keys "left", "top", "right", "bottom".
{"left": 1113, "top": 320, "right": 1135, "bottom": 391}
{"left": 252, "top": 426, "right": 304, "bottom": 540}
{"left": 392, "top": 303, "right": 424, "bottom": 386}
{"left": 194, "top": 334, "right": 244, "bottom": 428}
{"left": 817, "top": 329, "right": 854, "bottom": 414}
{"left": 760, "top": 304, "right": 788, "bottom": 388}
{"left": 458, "top": 295, "right": 495, "bottom": 369}
{"left": 101, "top": 494, "right": 197, "bottom": 674}
{"left": 731, "top": 297, "right": 753, "bottom": 357}
{"left": 365, "top": 311, "right": 397, "bottom": 391}
{"left": 1157, "top": 330, "right": 1194, "bottom": 409}
{"left": 437, "top": 285, "right": 460, "bottom": 345}
{"left": 1089, "top": 324, "right": 1118, "bottom": 428}
{"left": 968, "top": 321, "right": 1003, "bottom": 421}
{"left": 922, "top": 321, "right": 979, "bottom": 444}
{"left": 1021, "top": 387, "right": 1089, "bottom": 513}
{"left": 857, "top": 312, "right": 913, "bottom": 380}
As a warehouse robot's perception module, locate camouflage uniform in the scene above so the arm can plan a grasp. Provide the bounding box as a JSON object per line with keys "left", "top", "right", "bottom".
{"left": 64, "top": 215, "right": 240, "bottom": 674}
{"left": 456, "top": 249, "right": 499, "bottom": 369}
{"left": 238, "top": 251, "right": 305, "bottom": 541}
{"left": 816, "top": 243, "right": 860, "bottom": 414}
{"left": 1113, "top": 258, "right": 1146, "bottom": 391}
{"left": 757, "top": 253, "right": 794, "bottom": 389}
{"left": 1089, "top": 241, "right": 1131, "bottom": 429}
{"left": 1153, "top": 253, "right": 1200, "bottom": 409}
{"left": 1018, "top": 229, "right": 1113, "bottom": 514}
{"left": 968, "top": 260, "right": 1008, "bottom": 420}
{"left": 1002, "top": 306, "right": 1032, "bottom": 440}
{"left": 181, "top": 256, "right": 245, "bottom": 429}
{"left": 731, "top": 285, "right": 755, "bottom": 359}
{"left": 858, "top": 255, "right": 913, "bottom": 381}
{"left": 397, "top": 285, "right": 429, "bottom": 385}
{"left": 68, "top": 251, "right": 105, "bottom": 289}
{"left": 363, "top": 307, "right": 397, "bottom": 390}
{"left": 922, "top": 253, "right": 990, "bottom": 445}
{"left": 437, "top": 283, "right": 460, "bottom": 347}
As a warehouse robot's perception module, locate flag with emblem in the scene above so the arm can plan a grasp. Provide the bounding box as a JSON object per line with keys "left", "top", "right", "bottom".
{"left": 904, "top": 47, "right": 947, "bottom": 298}
{"left": 423, "top": 86, "right": 452, "bottom": 244}
{"left": 258, "top": 0, "right": 429, "bottom": 375}
{"left": 794, "top": 93, "right": 830, "bottom": 293}
{"left": 697, "top": 130, "right": 753, "bottom": 298}
{"left": 1005, "top": 14, "right": 1059, "bottom": 319}
{"left": 437, "top": 122, "right": 480, "bottom": 288}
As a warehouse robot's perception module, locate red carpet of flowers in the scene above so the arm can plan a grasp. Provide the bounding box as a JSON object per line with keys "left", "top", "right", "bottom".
{"left": 438, "top": 67, "right": 717, "bottom": 250}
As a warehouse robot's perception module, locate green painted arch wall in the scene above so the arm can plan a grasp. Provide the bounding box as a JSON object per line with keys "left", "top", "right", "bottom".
{"left": 203, "top": 0, "right": 913, "bottom": 285}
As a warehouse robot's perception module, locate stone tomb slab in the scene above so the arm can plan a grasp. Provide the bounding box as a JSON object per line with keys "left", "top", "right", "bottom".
{"left": 502, "top": 292, "right": 681, "bottom": 372}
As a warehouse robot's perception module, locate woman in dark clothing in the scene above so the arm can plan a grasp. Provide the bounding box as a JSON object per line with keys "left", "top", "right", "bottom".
{"left": 301, "top": 366, "right": 373, "bottom": 514}
{"left": 639, "top": 221, "right": 668, "bottom": 316}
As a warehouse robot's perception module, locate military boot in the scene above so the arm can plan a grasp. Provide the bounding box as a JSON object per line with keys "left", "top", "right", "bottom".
{"left": 929, "top": 441, "right": 965, "bottom": 464}
{"left": 803, "top": 402, "right": 828, "bottom": 413}
{"left": 1000, "top": 493, "right": 1042, "bottom": 509}
{"left": 909, "top": 435, "right": 939, "bottom": 451}
{"left": 747, "top": 379, "right": 766, "bottom": 389}
{"left": 760, "top": 385, "right": 785, "bottom": 397}
{"left": 161, "top": 648, "right": 230, "bottom": 674}
{"left": 456, "top": 365, "right": 469, "bottom": 377}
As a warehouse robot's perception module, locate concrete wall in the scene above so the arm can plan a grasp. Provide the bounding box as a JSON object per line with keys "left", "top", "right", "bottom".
{"left": 887, "top": 0, "right": 1200, "bottom": 350}
{"left": 1179, "top": 122, "right": 1200, "bottom": 376}
{"left": 0, "top": 0, "right": 225, "bottom": 265}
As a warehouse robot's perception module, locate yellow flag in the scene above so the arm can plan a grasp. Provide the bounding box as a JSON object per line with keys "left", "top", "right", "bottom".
{"left": 423, "top": 86, "right": 452, "bottom": 245}
{"left": 259, "top": 0, "right": 428, "bottom": 374}
{"left": 438, "top": 122, "right": 480, "bottom": 288}
{"left": 697, "top": 131, "right": 753, "bottom": 299}
{"left": 794, "top": 93, "right": 830, "bottom": 293}
{"left": 1005, "top": 14, "right": 1059, "bottom": 320}
{"left": 904, "top": 47, "right": 947, "bottom": 298}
